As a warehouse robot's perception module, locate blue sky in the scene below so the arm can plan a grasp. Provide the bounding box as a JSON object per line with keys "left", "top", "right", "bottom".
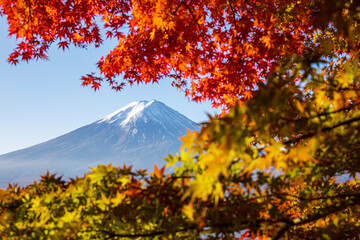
{"left": 0, "top": 18, "right": 215, "bottom": 155}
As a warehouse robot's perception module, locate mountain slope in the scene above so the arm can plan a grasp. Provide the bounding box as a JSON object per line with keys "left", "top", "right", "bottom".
{"left": 0, "top": 100, "right": 200, "bottom": 188}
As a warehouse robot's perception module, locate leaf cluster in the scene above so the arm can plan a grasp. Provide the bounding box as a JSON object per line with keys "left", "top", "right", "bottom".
{"left": 0, "top": 165, "right": 199, "bottom": 239}
{"left": 1, "top": 0, "right": 317, "bottom": 108}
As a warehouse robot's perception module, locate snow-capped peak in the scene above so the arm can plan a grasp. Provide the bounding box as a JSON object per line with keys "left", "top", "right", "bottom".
{"left": 96, "top": 99, "right": 199, "bottom": 133}
{"left": 97, "top": 100, "right": 161, "bottom": 126}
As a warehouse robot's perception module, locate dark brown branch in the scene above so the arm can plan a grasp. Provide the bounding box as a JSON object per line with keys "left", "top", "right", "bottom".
{"left": 288, "top": 192, "right": 360, "bottom": 202}
{"left": 181, "top": 1, "right": 209, "bottom": 41}
{"left": 282, "top": 102, "right": 360, "bottom": 123}
{"left": 170, "top": 175, "right": 193, "bottom": 179}
{"left": 285, "top": 116, "right": 360, "bottom": 145}
{"left": 326, "top": 87, "right": 360, "bottom": 92}
{"left": 26, "top": 0, "right": 34, "bottom": 41}
{"left": 104, "top": 230, "right": 166, "bottom": 239}
{"left": 225, "top": 0, "right": 238, "bottom": 66}
{"left": 172, "top": 0, "right": 184, "bottom": 15}
{"left": 272, "top": 194, "right": 360, "bottom": 240}
{"left": 272, "top": 222, "right": 291, "bottom": 240}
{"left": 103, "top": 225, "right": 197, "bottom": 239}
{"left": 227, "top": 0, "right": 239, "bottom": 40}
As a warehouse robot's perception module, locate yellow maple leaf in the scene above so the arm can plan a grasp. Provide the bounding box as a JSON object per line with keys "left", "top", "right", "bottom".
{"left": 182, "top": 204, "right": 194, "bottom": 221}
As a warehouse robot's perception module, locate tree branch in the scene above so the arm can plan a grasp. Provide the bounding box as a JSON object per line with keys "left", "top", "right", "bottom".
{"left": 281, "top": 102, "right": 360, "bottom": 123}
{"left": 227, "top": 0, "right": 239, "bottom": 38}
{"left": 172, "top": 0, "right": 184, "bottom": 15}
{"left": 181, "top": 1, "right": 209, "bottom": 41}
{"left": 285, "top": 116, "right": 360, "bottom": 145}
{"left": 103, "top": 225, "right": 197, "bottom": 239}
{"left": 26, "top": 0, "right": 34, "bottom": 41}
{"left": 272, "top": 194, "right": 360, "bottom": 240}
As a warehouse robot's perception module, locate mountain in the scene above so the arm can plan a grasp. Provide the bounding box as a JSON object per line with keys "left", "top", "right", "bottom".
{"left": 0, "top": 100, "right": 200, "bottom": 188}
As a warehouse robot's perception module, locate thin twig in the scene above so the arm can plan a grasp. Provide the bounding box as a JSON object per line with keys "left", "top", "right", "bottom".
{"left": 172, "top": 0, "right": 184, "bottom": 15}
{"left": 181, "top": 1, "right": 209, "bottom": 41}
{"left": 281, "top": 102, "right": 360, "bottom": 123}
{"left": 272, "top": 195, "right": 360, "bottom": 240}
{"left": 26, "top": 0, "right": 34, "bottom": 41}
{"left": 103, "top": 225, "right": 197, "bottom": 239}
{"left": 285, "top": 116, "right": 360, "bottom": 145}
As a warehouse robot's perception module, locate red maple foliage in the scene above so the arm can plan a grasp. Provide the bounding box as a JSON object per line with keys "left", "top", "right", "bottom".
{"left": 1, "top": 0, "right": 315, "bottom": 107}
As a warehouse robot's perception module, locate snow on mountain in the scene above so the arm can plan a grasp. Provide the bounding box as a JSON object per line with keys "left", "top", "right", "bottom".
{"left": 0, "top": 100, "right": 200, "bottom": 188}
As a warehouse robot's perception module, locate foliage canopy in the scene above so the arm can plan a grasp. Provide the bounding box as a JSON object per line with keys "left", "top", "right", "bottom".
{"left": 1, "top": 0, "right": 360, "bottom": 239}
{"left": 1, "top": 0, "right": 318, "bottom": 108}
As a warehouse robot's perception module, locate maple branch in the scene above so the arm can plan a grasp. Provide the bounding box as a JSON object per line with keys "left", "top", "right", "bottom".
{"left": 170, "top": 175, "right": 192, "bottom": 179}
{"left": 227, "top": 0, "right": 239, "bottom": 40}
{"left": 103, "top": 225, "right": 197, "bottom": 239}
{"left": 172, "top": 1, "right": 184, "bottom": 15}
{"left": 25, "top": 0, "right": 35, "bottom": 42}
{"left": 282, "top": 102, "right": 360, "bottom": 123}
{"left": 275, "top": 191, "right": 360, "bottom": 203}
{"left": 326, "top": 87, "right": 360, "bottom": 92}
{"left": 181, "top": 1, "right": 209, "bottom": 41}
{"left": 164, "top": 27, "right": 173, "bottom": 50}
{"left": 285, "top": 116, "right": 360, "bottom": 145}
{"left": 272, "top": 194, "right": 360, "bottom": 240}
{"left": 224, "top": 0, "right": 239, "bottom": 65}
